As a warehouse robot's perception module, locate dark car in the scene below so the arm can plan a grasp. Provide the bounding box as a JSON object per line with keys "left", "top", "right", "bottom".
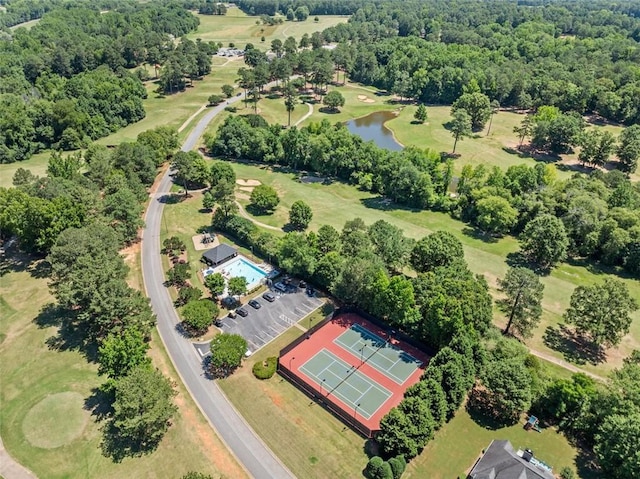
{"left": 248, "top": 299, "right": 262, "bottom": 309}
{"left": 298, "top": 280, "right": 307, "bottom": 289}
{"left": 262, "top": 292, "right": 276, "bottom": 302}
{"left": 213, "top": 318, "right": 223, "bottom": 327}
{"left": 236, "top": 307, "right": 249, "bottom": 317}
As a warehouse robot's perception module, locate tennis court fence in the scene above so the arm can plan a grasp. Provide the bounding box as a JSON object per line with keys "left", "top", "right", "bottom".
{"left": 277, "top": 361, "right": 374, "bottom": 438}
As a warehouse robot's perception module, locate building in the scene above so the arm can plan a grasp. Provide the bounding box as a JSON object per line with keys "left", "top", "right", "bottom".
{"left": 468, "top": 440, "right": 555, "bottom": 479}
{"left": 201, "top": 244, "right": 237, "bottom": 267}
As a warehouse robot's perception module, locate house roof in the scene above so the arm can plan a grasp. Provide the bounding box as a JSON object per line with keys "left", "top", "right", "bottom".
{"left": 469, "top": 440, "right": 555, "bottom": 479}
{"left": 202, "top": 243, "right": 237, "bottom": 264}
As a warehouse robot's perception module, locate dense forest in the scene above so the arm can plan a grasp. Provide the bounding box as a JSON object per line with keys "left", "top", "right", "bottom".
{"left": 238, "top": 0, "right": 640, "bottom": 125}
{"left": 0, "top": 1, "right": 208, "bottom": 162}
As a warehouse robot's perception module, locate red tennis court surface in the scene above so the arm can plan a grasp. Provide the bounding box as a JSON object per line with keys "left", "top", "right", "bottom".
{"left": 279, "top": 313, "right": 431, "bottom": 437}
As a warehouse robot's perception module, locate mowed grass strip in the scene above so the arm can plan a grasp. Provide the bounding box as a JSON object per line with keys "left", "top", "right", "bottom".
{"left": 218, "top": 311, "right": 368, "bottom": 479}
{"left": 0, "top": 249, "right": 241, "bottom": 479}
{"left": 216, "top": 161, "right": 640, "bottom": 376}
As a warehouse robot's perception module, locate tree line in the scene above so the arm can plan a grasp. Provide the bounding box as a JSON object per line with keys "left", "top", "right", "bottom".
{"left": 0, "top": 126, "right": 179, "bottom": 458}
{"left": 209, "top": 114, "right": 640, "bottom": 278}
{"left": 1, "top": 1, "right": 204, "bottom": 162}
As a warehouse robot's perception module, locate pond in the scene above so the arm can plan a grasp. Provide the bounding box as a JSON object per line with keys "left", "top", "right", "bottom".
{"left": 345, "top": 110, "right": 403, "bottom": 151}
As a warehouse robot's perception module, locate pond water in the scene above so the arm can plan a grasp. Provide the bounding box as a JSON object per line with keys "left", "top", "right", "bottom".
{"left": 345, "top": 111, "right": 403, "bottom": 151}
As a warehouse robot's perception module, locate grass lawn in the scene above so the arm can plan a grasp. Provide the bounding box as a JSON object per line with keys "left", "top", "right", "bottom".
{"left": 218, "top": 312, "right": 368, "bottom": 479}
{"left": 188, "top": 9, "right": 347, "bottom": 48}
{"left": 405, "top": 407, "right": 585, "bottom": 479}
{"left": 217, "top": 161, "right": 640, "bottom": 377}
{"left": 0, "top": 247, "right": 242, "bottom": 479}
{"left": 0, "top": 151, "right": 51, "bottom": 189}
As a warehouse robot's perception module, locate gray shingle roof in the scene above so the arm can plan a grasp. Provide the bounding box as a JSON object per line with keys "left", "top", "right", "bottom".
{"left": 202, "top": 244, "right": 237, "bottom": 265}
{"left": 469, "top": 440, "right": 555, "bottom": 479}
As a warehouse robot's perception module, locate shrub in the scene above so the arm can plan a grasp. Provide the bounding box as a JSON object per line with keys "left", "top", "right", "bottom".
{"left": 388, "top": 455, "right": 406, "bottom": 479}
{"left": 208, "top": 94, "right": 224, "bottom": 106}
{"left": 224, "top": 106, "right": 237, "bottom": 112}
{"left": 252, "top": 357, "right": 277, "bottom": 379}
{"left": 559, "top": 467, "right": 576, "bottom": 479}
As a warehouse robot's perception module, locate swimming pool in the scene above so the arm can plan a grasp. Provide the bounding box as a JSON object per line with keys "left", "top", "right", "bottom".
{"left": 204, "top": 257, "right": 269, "bottom": 291}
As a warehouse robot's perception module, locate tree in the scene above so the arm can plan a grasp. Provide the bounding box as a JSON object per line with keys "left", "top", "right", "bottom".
{"left": 410, "top": 231, "right": 464, "bottom": 273}
{"left": 166, "top": 262, "right": 190, "bottom": 287}
{"left": 497, "top": 267, "right": 544, "bottom": 338}
{"left": 617, "top": 124, "right": 640, "bottom": 173}
{"left": 249, "top": 184, "right": 279, "bottom": 213}
{"left": 162, "top": 236, "right": 186, "bottom": 257}
{"left": 520, "top": 214, "right": 569, "bottom": 269}
{"left": 317, "top": 224, "right": 342, "bottom": 254}
{"left": 176, "top": 285, "right": 203, "bottom": 307}
{"left": 475, "top": 195, "right": 518, "bottom": 235}
{"left": 578, "top": 130, "right": 616, "bottom": 167}
{"left": 594, "top": 412, "right": 640, "bottom": 479}
{"left": 204, "top": 273, "right": 225, "bottom": 297}
{"left": 294, "top": 6, "right": 309, "bottom": 21}
{"left": 109, "top": 365, "right": 177, "bottom": 454}
{"left": 486, "top": 100, "right": 500, "bottom": 136}
{"left": 221, "top": 84, "right": 234, "bottom": 98}
{"left": 513, "top": 115, "right": 534, "bottom": 147}
{"left": 564, "top": 280, "right": 638, "bottom": 348}
{"left": 289, "top": 200, "right": 313, "bottom": 230}
{"left": 450, "top": 109, "right": 472, "bottom": 153}
{"left": 368, "top": 220, "right": 413, "bottom": 272}
{"left": 365, "top": 456, "right": 393, "bottom": 479}
{"left": 227, "top": 276, "right": 247, "bottom": 296}
{"left": 207, "top": 94, "right": 224, "bottom": 106}
{"left": 277, "top": 232, "right": 316, "bottom": 277}
{"left": 322, "top": 90, "right": 345, "bottom": 112}
{"left": 172, "top": 150, "right": 208, "bottom": 196}
{"left": 283, "top": 83, "right": 298, "bottom": 127}
{"left": 481, "top": 360, "right": 532, "bottom": 424}
{"left": 202, "top": 191, "right": 215, "bottom": 210}
{"left": 98, "top": 328, "right": 150, "bottom": 379}
{"left": 414, "top": 104, "right": 428, "bottom": 123}
{"left": 452, "top": 92, "right": 492, "bottom": 130}
{"left": 182, "top": 299, "right": 217, "bottom": 334}
{"left": 209, "top": 333, "right": 247, "bottom": 377}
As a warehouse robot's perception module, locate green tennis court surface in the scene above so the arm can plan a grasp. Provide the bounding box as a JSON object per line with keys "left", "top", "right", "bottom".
{"left": 334, "top": 324, "right": 423, "bottom": 384}
{"left": 299, "top": 349, "right": 392, "bottom": 419}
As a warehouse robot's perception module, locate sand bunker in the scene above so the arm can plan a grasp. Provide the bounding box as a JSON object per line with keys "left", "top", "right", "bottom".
{"left": 357, "top": 94, "right": 375, "bottom": 103}
{"left": 236, "top": 179, "right": 261, "bottom": 187}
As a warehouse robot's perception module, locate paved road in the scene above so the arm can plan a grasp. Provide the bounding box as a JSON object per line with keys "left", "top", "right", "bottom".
{"left": 0, "top": 437, "right": 38, "bottom": 479}
{"left": 142, "top": 93, "right": 296, "bottom": 479}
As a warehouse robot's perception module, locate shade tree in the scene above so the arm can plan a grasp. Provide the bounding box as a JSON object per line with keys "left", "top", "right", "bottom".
{"left": 289, "top": 200, "right": 313, "bottom": 230}
{"left": 204, "top": 273, "right": 226, "bottom": 297}
{"left": 208, "top": 333, "right": 248, "bottom": 377}
{"left": 450, "top": 109, "right": 472, "bottom": 153}
{"left": 497, "top": 267, "right": 544, "bottom": 339}
{"left": 452, "top": 92, "right": 492, "bottom": 130}
{"left": 181, "top": 299, "right": 218, "bottom": 335}
{"left": 519, "top": 214, "right": 569, "bottom": 269}
{"left": 249, "top": 184, "right": 280, "bottom": 213}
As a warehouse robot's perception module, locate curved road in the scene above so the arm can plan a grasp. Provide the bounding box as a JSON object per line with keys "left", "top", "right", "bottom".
{"left": 141, "top": 93, "right": 295, "bottom": 479}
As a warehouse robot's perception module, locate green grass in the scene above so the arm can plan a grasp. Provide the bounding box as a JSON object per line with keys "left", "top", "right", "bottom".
{"left": 9, "top": 18, "right": 40, "bottom": 30}
{"left": 0, "top": 248, "right": 239, "bottom": 479}
{"left": 188, "top": 9, "right": 347, "bottom": 48}
{"left": 218, "top": 318, "right": 368, "bottom": 479}
{"left": 218, "top": 162, "right": 640, "bottom": 377}
{"left": 0, "top": 151, "right": 51, "bottom": 189}
{"left": 386, "top": 104, "right": 625, "bottom": 176}
{"left": 405, "top": 408, "right": 585, "bottom": 479}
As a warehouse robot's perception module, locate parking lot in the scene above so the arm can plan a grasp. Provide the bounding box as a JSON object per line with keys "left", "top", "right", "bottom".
{"left": 193, "top": 282, "right": 325, "bottom": 359}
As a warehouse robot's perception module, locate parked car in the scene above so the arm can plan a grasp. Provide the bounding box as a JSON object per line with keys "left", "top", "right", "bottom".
{"left": 274, "top": 282, "right": 287, "bottom": 293}
{"left": 236, "top": 307, "right": 248, "bottom": 317}
{"left": 213, "top": 318, "right": 223, "bottom": 327}
{"left": 227, "top": 310, "right": 237, "bottom": 319}
{"left": 262, "top": 292, "right": 276, "bottom": 302}
{"left": 298, "top": 280, "right": 307, "bottom": 289}
{"left": 248, "top": 299, "right": 261, "bottom": 309}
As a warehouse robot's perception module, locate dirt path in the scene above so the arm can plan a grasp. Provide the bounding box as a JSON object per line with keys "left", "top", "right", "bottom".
{"left": 0, "top": 437, "right": 38, "bottom": 479}
{"left": 235, "top": 201, "right": 282, "bottom": 231}
{"left": 293, "top": 102, "right": 313, "bottom": 127}
{"left": 528, "top": 348, "right": 606, "bottom": 382}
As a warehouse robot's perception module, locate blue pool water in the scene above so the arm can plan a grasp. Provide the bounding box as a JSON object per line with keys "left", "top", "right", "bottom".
{"left": 204, "top": 257, "right": 268, "bottom": 290}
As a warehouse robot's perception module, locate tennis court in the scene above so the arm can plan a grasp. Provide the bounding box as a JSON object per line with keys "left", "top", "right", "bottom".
{"left": 334, "top": 324, "right": 423, "bottom": 384}
{"left": 299, "top": 349, "right": 392, "bottom": 419}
